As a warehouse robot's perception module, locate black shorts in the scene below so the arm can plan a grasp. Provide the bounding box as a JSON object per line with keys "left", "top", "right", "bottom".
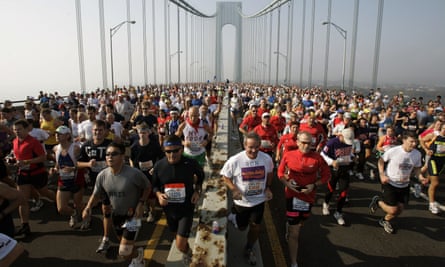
{"left": 164, "top": 208, "right": 194, "bottom": 238}
{"left": 17, "top": 172, "right": 49, "bottom": 189}
{"left": 112, "top": 214, "right": 140, "bottom": 240}
{"left": 382, "top": 183, "right": 410, "bottom": 206}
{"left": 286, "top": 197, "right": 312, "bottom": 225}
{"left": 428, "top": 158, "right": 445, "bottom": 176}
{"left": 58, "top": 183, "right": 81, "bottom": 193}
{"left": 232, "top": 202, "right": 265, "bottom": 229}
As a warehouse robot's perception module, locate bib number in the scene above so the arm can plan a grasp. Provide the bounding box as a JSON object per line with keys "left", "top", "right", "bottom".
{"left": 292, "top": 197, "right": 310, "bottom": 211}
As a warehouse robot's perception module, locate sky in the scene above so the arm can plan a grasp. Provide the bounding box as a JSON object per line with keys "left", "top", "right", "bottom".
{"left": 1, "top": 0, "right": 445, "bottom": 102}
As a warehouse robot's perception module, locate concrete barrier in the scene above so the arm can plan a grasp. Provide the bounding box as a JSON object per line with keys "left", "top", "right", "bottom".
{"left": 166, "top": 98, "right": 230, "bottom": 267}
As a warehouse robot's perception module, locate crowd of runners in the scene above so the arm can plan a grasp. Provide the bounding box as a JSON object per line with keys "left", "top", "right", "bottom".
{"left": 0, "top": 83, "right": 444, "bottom": 267}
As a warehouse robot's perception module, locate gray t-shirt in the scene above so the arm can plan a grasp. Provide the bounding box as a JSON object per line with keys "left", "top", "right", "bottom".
{"left": 94, "top": 165, "right": 150, "bottom": 215}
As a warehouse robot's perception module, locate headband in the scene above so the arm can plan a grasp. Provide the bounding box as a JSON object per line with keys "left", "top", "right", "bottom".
{"left": 163, "top": 140, "right": 182, "bottom": 147}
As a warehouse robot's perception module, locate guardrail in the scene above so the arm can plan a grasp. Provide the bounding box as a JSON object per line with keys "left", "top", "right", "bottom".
{"left": 166, "top": 98, "right": 230, "bottom": 267}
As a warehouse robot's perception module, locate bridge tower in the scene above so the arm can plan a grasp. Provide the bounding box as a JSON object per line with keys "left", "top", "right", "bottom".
{"left": 215, "top": 1, "right": 243, "bottom": 82}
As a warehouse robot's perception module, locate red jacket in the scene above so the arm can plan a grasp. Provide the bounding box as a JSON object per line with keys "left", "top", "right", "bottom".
{"left": 277, "top": 149, "right": 331, "bottom": 203}
{"left": 299, "top": 122, "right": 327, "bottom": 151}
{"left": 253, "top": 124, "right": 279, "bottom": 153}
{"left": 240, "top": 115, "right": 262, "bottom": 132}
{"left": 270, "top": 115, "right": 286, "bottom": 133}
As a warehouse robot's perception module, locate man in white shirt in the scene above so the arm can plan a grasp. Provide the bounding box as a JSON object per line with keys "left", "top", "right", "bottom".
{"left": 221, "top": 132, "right": 273, "bottom": 266}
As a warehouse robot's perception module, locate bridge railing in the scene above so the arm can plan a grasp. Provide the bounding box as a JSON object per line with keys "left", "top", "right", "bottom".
{"left": 166, "top": 97, "right": 230, "bottom": 267}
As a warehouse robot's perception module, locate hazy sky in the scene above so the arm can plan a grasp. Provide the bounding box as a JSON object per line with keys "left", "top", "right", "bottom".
{"left": 1, "top": 0, "right": 444, "bottom": 101}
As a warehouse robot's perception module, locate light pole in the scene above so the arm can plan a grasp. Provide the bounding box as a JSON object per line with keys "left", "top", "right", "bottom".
{"left": 274, "top": 51, "right": 288, "bottom": 84}
{"left": 322, "top": 21, "right": 347, "bottom": 91}
{"left": 110, "top": 20, "right": 135, "bottom": 90}
{"left": 169, "top": 50, "right": 183, "bottom": 84}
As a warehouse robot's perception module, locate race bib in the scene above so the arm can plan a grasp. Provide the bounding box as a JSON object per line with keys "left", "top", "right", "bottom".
{"left": 245, "top": 181, "right": 264, "bottom": 196}
{"left": 139, "top": 160, "right": 153, "bottom": 171}
{"left": 436, "top": 144, "right": 445, "bottom": 154}
{"left": 292, "top": 197, "right": 310, "bottom": 211}
{"left": 165, "top": 183, "right": 186, "bottom": 203}
{"left": 337, "top": 155, "right": 352, "bottom": 166}
{"left": 91, "top": 161, "right": 106, "bottom": 173}
{"left": 260, "top": 140, "right": 272, "bottom": 149}
{"left": 59, "top": 169, "right": 75, "bottom": 181}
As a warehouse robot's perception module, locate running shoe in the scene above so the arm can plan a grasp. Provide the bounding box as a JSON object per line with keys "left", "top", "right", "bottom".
{"left": 429, "top": 202, "right": 440, "bottom": 214}
{"left": 413, "top": 184, "right": 422, "bottom": 198}
{"left": 369, "top": 195, "right": 380, "bottom": 214}
{"left": 96, "top": 238, "right": 110, "bottom": 253}
{"left": 182, "top": 251, "right": 192, "bottom": 266}
{"left": 80, "top": 209, "right": 92, "bottom": 230}
{"left": 128, "top": 247, "right": 145, "bottom": 267}
{"left": 146, "top": 211, "right": 155, "bottom": 223}
{"left": 69, "top": 211, "right": 79, "bottom": 228}
{"left": 322, "top": 202, "right": 330, "bottom": 215}
{"left": 333, "top": 211, "right": 345, "bottom": 226}
{"left": 379, "top": 218, "right": 394, "bottom": 234}
{"left": 244, "top": 248, "right": 257, "bottom": 266}
{"left": 30, "top": 199, "right": 44, "bottom": 212}
{"left": 15, "top": 223, "right": 31, "bottom": 236}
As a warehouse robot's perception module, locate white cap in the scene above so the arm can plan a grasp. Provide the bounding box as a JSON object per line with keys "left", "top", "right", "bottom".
{"left": 341, "top": 128, "right": 354, "bottom": 145}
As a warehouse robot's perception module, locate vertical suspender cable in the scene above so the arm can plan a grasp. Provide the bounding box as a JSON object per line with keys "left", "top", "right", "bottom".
{"left": 299, "top": 0, "right": 306, "bottom": 88}
{"left": 323, "top": 0, "right": 332, "bottom": 89}
{"left": 372, "top": 0, "right": 384, "bottom": 90}
{"left": 275, "top": 4, "right": 281, "bottom": 85}
{"left": 75, "top": 0, "right": 86, "bottom": 94}
{"left": 307, "top": 0, "right": 315, "bottom": 89}
{"left": 98, "top": 0, "right": 108, "bottom": 89}
{"left": 126, "top": 0, "right": 133, "bottom": 87}
{"left": 268, "top": 12, "right": 273, "bottom": 85}
{"left": 142, "top": 0, "right": 148, "bottom": 87}
{"left": 349, "top": 0, "right": 360, "bottom": 91}
{"left": 152, "top": 0, "right": 157, "bottom": 84}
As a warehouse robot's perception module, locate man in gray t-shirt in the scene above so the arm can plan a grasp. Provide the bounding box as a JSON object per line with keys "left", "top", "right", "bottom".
{"left": 83, "top": 142, "right": 150, "bottom": 266}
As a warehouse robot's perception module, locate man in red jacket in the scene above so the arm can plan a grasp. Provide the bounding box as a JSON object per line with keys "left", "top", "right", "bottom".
{"left": 253, "top": 112, "right": 279, "bottom": 160}
{"left": 299, "top": 111, "right": 327, "bottom": 153}
{"left": 277, "top": 131, "right": 331, "bottom": 267}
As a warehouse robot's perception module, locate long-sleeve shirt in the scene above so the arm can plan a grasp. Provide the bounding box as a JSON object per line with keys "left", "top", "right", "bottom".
{"left": 277, "top": 149, "right": 331, "bottom": 203}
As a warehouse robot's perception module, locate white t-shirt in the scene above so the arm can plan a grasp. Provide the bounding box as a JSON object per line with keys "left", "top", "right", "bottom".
{"left": 220, "top": 151, "right": 274, "bottom": 207}
{"left": 0, "top": 233, "right": 17, "bottom": 260}
{"left": 382, "top": 145, "right": 422, "bottom": 188}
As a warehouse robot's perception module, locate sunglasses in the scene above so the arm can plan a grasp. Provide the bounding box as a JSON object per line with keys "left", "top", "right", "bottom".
{"left": 106, "top": 152, "right": 121, "bottom": 157}
{"left": 299, "top": 140, "right": 311, "bottom": 145}
{"left": 165, "top": 148, "right": 181, "bottom": 154}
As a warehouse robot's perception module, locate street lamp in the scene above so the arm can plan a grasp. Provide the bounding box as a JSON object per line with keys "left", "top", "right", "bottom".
{"left": 322, "top": 21, "right": 347, "bottom": 91}
{"left": 274, "top": 51, "right": 288, "bottom": 84}
{"left": 110, "top": 20, "right": 136, "bottom": 90}
{"left": 169, "top": 50, "right": 183, "bottom": 84}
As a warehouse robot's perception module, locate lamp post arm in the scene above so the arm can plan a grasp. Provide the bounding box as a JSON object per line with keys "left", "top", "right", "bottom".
{"left": 329, "top": 22, "right": 346, "bottom": 39}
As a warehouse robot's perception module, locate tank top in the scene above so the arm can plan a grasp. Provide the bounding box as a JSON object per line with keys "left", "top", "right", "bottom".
{"left": 183, "top": 120, "right": 207, "bottom": 156}
{"left": 55, "top": 143, "right": 77, "bottom": 185}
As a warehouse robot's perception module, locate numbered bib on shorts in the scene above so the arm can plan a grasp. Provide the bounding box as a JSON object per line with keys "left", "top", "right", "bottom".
{"left": 59, "top": 169, "right": 76, "bottom": 180}
{"left": 292, "top": 197, "right": 310, "bottom": 211}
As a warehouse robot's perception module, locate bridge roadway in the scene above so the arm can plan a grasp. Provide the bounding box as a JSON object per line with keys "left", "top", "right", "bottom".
{"left": 10, "top": 105, "right": 445, "bottom": 267}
